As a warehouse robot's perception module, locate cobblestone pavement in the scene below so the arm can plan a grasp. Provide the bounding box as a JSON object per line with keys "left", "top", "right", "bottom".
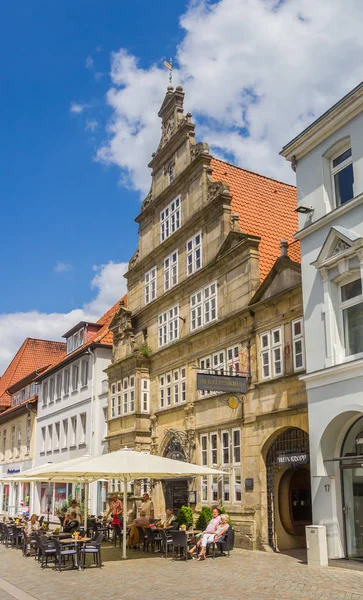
{"left": 2, "top": 543, "right": 363, "bottom": 600}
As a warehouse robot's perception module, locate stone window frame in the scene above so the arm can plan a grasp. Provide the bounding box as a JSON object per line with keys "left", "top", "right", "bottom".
{"left": 259, "top": 328, "right": 283, "bottom": 380}
{"left": 190, "top": 282, "right": 218, "bottom": 332}
{"left": 160, "top": 196, "right": 181, "bottom": 243}
{"left": 292, "top": 318, "right": 305, "bottom": 372}
{"left": 164, "top": 249, "right": 178, "bottom": 292}
{"left": 158, "top": 366, "right": 186, "bottom": 410}
{"left": 145, "top": 266, "right": 157, "bottom": 305}
{"left": 186, "top": 231, "right": 202, "bottom": 277}
{"left": 158, "top": 305, "right": 179, "bottom": 348}
{"left": 141, "top": 378, "right": 150, "bottom": 413}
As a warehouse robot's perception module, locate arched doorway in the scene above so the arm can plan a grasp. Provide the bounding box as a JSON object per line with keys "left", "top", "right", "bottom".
{"left": 163, "top": 435, "right": 189, "bottom": 513}
{"left": 341, "top": 415, "right": 363, "bottom": 559}
{"left": 266, "top": 427, "right": 312, "bottom": 551}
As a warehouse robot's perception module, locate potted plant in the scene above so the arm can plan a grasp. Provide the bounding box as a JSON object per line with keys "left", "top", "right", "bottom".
{"left": 176, "top": 505, "right": 193, "bottom": 528}
{"left": 196, "top": 506, "right": 213, "bottom": 530}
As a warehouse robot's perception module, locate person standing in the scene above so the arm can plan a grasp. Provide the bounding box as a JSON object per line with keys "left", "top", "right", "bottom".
{"left": 140, "top": 493, "right": 154, "bottom": 520}
{"left": 106, "top": 494, "right": 123, "bottom": 527}
{"left": 64, "top": 499, "right": 83, "bottom": 525}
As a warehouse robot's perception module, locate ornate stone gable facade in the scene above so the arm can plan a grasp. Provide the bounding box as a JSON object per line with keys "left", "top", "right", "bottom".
{"left": 106, "top": 87, "right": 308, "bottom": 551}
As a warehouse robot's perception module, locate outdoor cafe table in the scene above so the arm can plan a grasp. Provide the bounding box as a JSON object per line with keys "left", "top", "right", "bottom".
{"left": 58, "top": 537, "right": 92, "bottom": 570}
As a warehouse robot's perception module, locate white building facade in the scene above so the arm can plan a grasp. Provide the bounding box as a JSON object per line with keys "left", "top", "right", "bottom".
{"left": 33, "top": 319, "right": 115, "bottom": 519}
{"left": 281, "top": 83, "right": 363, "bottom": 559}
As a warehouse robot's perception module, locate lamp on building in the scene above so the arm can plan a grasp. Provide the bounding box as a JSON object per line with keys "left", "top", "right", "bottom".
{"left": 295, "top": 204, "right": 314, "bottom": 214}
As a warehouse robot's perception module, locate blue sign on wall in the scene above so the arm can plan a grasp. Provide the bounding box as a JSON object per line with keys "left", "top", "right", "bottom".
{"left": 7, "top": 468, "right": 20, "bottom": 474}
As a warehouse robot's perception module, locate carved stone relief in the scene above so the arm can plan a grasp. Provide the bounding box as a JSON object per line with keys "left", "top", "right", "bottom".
{"left": 331, "top": 239, "right": 350, "bottom": 256}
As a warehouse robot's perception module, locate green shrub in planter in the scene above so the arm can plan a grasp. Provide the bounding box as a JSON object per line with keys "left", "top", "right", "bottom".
{"left": 219, "top": 505, "right": 232, "bottom": 526}
{"left": 176, "top": 505, "right": 194, "bottom": 527}
{"left": 196, "top": 506, "right": 213, "bottom": 530}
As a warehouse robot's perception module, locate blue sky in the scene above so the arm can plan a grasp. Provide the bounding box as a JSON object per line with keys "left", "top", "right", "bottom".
{"left": 1, "top": 0, "right": 363, "bottom": 372}
{"left": 0, "top": 0, "right": 186, "bottom": 315}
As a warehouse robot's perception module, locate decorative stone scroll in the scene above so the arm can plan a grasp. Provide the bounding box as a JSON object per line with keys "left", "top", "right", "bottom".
{"left": 331, "top": 239, "right": 350, "bottom": 257}
{"left": 207, "top": 179, "right": 230, "bottom": 203}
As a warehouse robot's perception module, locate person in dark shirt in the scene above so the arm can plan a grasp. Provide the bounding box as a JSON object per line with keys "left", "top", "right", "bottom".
{"left": 63, "top": 511, "right": 80, "bottom": 534}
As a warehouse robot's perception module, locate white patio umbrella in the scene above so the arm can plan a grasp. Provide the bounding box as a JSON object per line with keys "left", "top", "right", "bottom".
{"left": 23, "top": 448, "right": 224, "bottom": 559}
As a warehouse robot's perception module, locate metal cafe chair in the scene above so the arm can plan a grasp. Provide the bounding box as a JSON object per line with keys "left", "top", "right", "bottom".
{"left": 37, "top": 534, "right": 57, "bottom": 569}
{"left": 169, "top": 530, "right": 188, "bottom": 561}
{"left": 160, "top": 529, "right": 174, "bottom": 559}
{"left": 52, "top": 538, "right": 78, "bottom": 571}
{"left": 79, "top": 533, "right": 103, "bottom": 568}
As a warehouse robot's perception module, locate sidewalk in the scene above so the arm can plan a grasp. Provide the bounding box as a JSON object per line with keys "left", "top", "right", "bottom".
{"left": 2, "top": 543, "right": 363, "bottom": 600}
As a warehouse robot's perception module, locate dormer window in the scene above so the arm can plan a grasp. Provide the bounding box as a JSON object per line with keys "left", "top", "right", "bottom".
{"left": 332, "top": 146, "right": 354, "bottom": 207}
{"left": 66, "top": 327, "right": 84, "bottom": 354}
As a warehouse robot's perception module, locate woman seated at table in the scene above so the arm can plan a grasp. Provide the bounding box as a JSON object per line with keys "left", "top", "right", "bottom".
{"left": 127, "top": 511, "right": 150, "bottom": 548}
{"left": 63, "top": 511, "right": 80, "bottom": 534}
{"left": 196, "top": 514, "right": 230, "bottom": 561}
{"left": 188, "top": 506, "right": 221, "bottom": 557}
{"left": 24, "top": 514, "right": 40, "bottom": 556}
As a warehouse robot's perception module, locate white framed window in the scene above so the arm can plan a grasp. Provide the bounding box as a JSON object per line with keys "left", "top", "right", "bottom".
{"left": 166, "top": 373, "right": 172, "bottom": 407}
{"left": 164, "top": 250, "right": 178, "bottom": 292}
{"left": 331, "top": 146, "right": 354, "bottom": 207}
{"left": 160, "top": 197, "right": 181, "bottom": 242}
{"left": 260, "top": 333, "right": 270, "bottom": 379}
{"left": 81, "top": 359, "right": 89, "bottom": 387}
{"left": 64, "top": 370, "right": 70, "bottom": 395}
{"left": 79, "top": 328, "right": 84, "bottom": 346}
{"left": 62, "top": 420, "right": 68, "bottom": 448}
{"left": 222, "top": 430, "right": 230, "bottom": 466}
{"left": 233, "top": 468, "right": 242, "bottom": 503}
{"left": 111, "top": 383, "right": 116, "bottom": 418}
{"left": 41, "top": 427, "right": 46, "bottom": 453}
{"left": 26, "top": 417, "right": 31, "bottom": 454}
{"left": 200, "top": 435, "right": 208, "bottom": 466}
{"left": 72, "top": 364, "right": 79, "bottom": 391}
{"left": 117, "top": 381, "right": 122, "bottom": 416}
{"left": 222, "top": 472, "right": 230, "bottom": 503}
{"left": 55, "top": 422, "right": 60, "bottom": 449}
{"left": 186, "top": 231, "right": 202, "bottom": 276}
{"left": 159, "top": 375, "right": 165, "bottom": 408}
{"left": 123, "top": 378, "right": 129, "bottom": 414}
{"left": 212, "top": 350, "right": 225, "bottom": 375}
{"left": 103, "top": 407, "right": 108, "bottom": 439}
{"left": 271, "top": 328, "right": 283, "bottom": 377}
{"left": 42, "top": 382, "right": 48, "bottom": 407}
{"left": 210, "top": 432, "right": 218, "bottom": 466}
{"left": 227, "top": 346, "right": 240, "bottom": 375}
{"left": 180, "top": 367, "right": 186, "bottom": 403}
{"left": 340, "top": 278, "right": 363, "bottom": 356}
{"left": 47, "top": 424, "right": 52, "bottom": 452}
{"left": 201, "top": 476, "right": 208, "bottom": 503}
{"left": 49, "top": 378, "right": 55, "bottom": 403}
{"left": 158, "top": 305, "right": 179, "bottom": 348}
{"left": 129, "top": 376, "right": 135, "bottom": 413}
{"left": 232, "top": 429, "right": 241, "bottom": 464}
{"left": 190, "top": 282, "right": 217, "bottom": 331}
{"left": 16, "top": 424, "right": 21, "bottom": 456}
{"left": 292, "top": 318, "right": 305, "bottom": 371}
{"left": 199, "top": 356, "right": 211, "bottom": 397}
{"left": 168, "top": 163, "right": 175, "bottom": 184}
{"left": 145, "top": 266, "right": 157, "bottom": 304}
{"left": 211, "top": 475, "right": 219, "bottom": 502}
{"left": 56, "top": 373, "right": 62, "bottom": 398}
{"left": 141, "top": 379, "right": 150, "bottom": 413}
{"left": 173, "top": 370, "right": 179, "bottom": 405}
{"left": 70, "top": 417, "right": 77, "bottom": 446}
{"left": 73, "top": 332, "right": 79, "bottom": 351}
{"left": 80, "top": 413, "right": 87, "bottom": 445}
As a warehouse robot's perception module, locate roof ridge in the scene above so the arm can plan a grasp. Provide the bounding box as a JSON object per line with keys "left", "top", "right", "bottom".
{"left": 211, "top": 157, "right": 296, "bottom": 189}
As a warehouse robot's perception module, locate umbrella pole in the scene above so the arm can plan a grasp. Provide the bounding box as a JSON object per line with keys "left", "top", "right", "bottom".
{"left": 84, "top": 482, "right": 89, "bottom": 533}
{"left": 122, "top": 478, "right": 127, "bottom": 559}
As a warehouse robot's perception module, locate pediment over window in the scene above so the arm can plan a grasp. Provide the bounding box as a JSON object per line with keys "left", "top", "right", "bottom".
{"left": 313, "top": 226, "right": 363, "bottom": 269}
{"left": 216, "top": 231, "right": 249, "bottom": 259}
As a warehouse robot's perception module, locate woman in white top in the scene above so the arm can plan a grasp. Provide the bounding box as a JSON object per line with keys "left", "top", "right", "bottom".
{"left": 197, "top": 514, "right": 230, "bottom": 561}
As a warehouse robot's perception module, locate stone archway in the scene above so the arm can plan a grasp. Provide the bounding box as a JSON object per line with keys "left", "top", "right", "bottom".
{"left": 265, "top": 427, "right": 311, "bottom": 551}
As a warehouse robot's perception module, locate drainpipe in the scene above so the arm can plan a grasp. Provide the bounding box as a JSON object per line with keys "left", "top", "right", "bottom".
{"left": 86, "top": 347, "right": 96, "bottom": 516}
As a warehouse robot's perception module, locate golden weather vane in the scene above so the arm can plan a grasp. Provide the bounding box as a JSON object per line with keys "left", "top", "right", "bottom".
{"left": 163, "top": 58, "right": 173, "bottom": 84}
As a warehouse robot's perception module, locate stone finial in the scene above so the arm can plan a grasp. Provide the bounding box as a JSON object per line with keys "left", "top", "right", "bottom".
{"left": 280, "top": 239, "right": 288, "bottom": 257}
{"left": 231, "top": 213, "right": 240, "bottom": 231}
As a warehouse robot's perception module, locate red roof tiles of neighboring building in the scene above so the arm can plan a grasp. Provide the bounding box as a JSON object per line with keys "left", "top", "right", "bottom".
{"left": 211, "top": 158, "right": 300, "bottom": 281}
{"left": 0, "top": 338, "right": 66, "bottom": 406}
{"left": 38, "top": 294, "right": 128, "bottom": 378}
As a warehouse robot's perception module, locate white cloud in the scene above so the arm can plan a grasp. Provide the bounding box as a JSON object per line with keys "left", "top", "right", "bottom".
{"left": 96, "top": 0, "right": 363, "bottom": 194}
{"left": 54, "top": 261, "right": 73, "bottom": 273}
{"left": 0, "top": 261, "right": 128, "bottom": 375}
{"left": 70, "top": 102, "right": 89, "bottom": 114}
{"left": 85, "top": 55, "right": 94, "bottom": 70}
{"left": 85, "top": 119, "right": 98, "bottom": 132}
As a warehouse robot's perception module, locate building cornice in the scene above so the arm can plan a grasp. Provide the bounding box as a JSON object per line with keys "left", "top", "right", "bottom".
{"left": 281, "top": 83, "right": 363, "bottom": 161}
{"left": 294, "top": 192, "right": 363, "bottom": 241}
{"left": 300, "top": 356, "right": 363, "bottom": 389}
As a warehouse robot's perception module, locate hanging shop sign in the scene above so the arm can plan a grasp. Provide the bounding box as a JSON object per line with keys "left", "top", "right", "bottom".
{"left": 197, "top": 373, "right": 247, "bottom": 394}
{"left": 276, "top": 453, "right": 309, "bottom": 466}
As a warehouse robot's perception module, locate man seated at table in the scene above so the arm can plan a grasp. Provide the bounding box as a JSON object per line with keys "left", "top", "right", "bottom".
{"left": 188, "top": 506, "right": 221, "bottom": 558}
{"left": 64, "top": 500, "right": 83, "bottom": 526}
{"left": 161, "top": 508, "right": 177, "bottom": 529}
{"left": 127, "top": 510, "right": 150, "bottom": 548}
{"left": 63, "top": 511, "right": 80, "bottom": 534}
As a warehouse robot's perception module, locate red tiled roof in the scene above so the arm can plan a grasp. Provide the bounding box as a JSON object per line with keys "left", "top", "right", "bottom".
{"left": 211, "top": 158, "right": 300, "bottom": 281}
{"left": 39, "top": 294, "right": 128, "bottom": 376}
{"left": 0, "top": 339, "right": 66, "bottom": 405}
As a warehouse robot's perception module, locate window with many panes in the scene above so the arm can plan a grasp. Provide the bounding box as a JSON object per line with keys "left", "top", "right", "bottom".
{"left": 16, "top": 424, "right": 21, "bottom": 457}
{"left": 332, "top": 146, "right": 354, "bottom": 207}
{"left": 190, "top": 282, "right": 217, "bottom": 331}
{"left": 186, "top": 232, "right": 202, "bottom": 276}
{"left": 111, "top": 382, "right": 121, "bottom": 418}
{"left": 164, "top": 250, "right": 178, "bottom": 292}
{"left": 26, "top": 417, "right": 31, "bottom": 454}
{"left": 260, "top": 328, "right": 283, "bottom": 379}
{"left": 158, "top": 305, "right": 179, "bottom": 348}
{"left": 227, "top": 346, "right": 240, "bottom": 375}
{"left": 199, "top": 429, "right": 242, "bottom": 504}
{"left": 271, "top": 328, "right": 283, "bottom": 376}
{"left": 141, "top": 379, "right": 150, "bottom": 413}
{"left": 129, "top": 376, "right": 135, "bottom": 412}
{"left": 201, "top": 435, "right": 208, "bottom": 466}
{"left": 145, "top": 267, "right": 157, "bottom": 304}
{"left": 292, "top": 318, "right": 305, "bottom": 371}
{"left": 159, "top": 367, "right": 186, "bottom": 409}
{"left": 160, "top": 197, "right": 181, "bottom": 242}
{"left": 340, "top": 278, "right": 363, "bottom": 356}
{"left": 168, "top": 163, "right": 175, "bottom": 184}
